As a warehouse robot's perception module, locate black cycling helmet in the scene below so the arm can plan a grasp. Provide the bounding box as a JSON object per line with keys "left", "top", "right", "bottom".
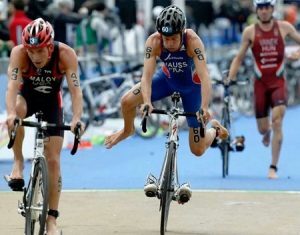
{"left": 156, "top": 5, "right": 186, "bottom": 36}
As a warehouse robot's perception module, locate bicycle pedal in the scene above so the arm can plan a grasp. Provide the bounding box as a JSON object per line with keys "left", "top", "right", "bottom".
{"left": 179, "top": 194, "right": 190, "bottom": 203}
{"left": 145, "top": 191, "right": 156, "bottom": 197}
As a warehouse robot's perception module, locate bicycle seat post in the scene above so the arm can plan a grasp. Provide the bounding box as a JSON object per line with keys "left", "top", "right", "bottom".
{"left": 35, "top": 111, "right": 44, "bottom": 123}
{"left": 171, "top": 92, "right": 181, "bottom": 109}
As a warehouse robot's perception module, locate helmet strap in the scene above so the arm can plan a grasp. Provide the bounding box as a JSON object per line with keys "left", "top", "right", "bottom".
{"left": 47, "top": 43, "right": 54, "bottom": 59}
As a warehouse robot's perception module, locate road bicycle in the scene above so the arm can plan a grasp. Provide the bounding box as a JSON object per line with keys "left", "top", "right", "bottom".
{"left": 5, "top": 112, "right": 81, "bottom": 235}
{"left": 62, "top": 63, "right": 160, "bottom": 138}
{"left": 211, "top": 71, "right": 247, "bottom": 178}
{"left": 141, "top": 92, "right": 205, "bottom": 235}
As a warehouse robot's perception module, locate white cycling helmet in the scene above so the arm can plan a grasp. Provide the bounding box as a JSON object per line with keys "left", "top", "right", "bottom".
{"left": 253, "top": 0, "right": 276, "bottom": 8}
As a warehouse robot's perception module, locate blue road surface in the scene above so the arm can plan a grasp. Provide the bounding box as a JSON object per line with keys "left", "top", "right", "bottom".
{"left": 1, "top": 105, "right": 299, "bottom": 191}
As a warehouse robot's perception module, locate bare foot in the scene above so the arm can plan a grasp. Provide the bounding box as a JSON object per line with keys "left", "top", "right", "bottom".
{"left": 210, "top": 119, "right": 229, "bottom": 140}
{"left": 10, "top": 160, "right": 24, "bottom": 179}
{"left": 46, "top": 216, "right": 59, "bottom": 235}
{"left": 268, "top": 168, "right": 278, "bottom": 179}
{"left": 104, "top": 128, "right": 135, "bottom": 149}
{"left": 262, "top": 130, "right": 271, "bottom": 147}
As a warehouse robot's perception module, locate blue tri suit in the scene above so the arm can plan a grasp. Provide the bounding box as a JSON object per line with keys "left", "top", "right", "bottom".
{"left": 151, "top": 32, "right": 201, "bottom": 127}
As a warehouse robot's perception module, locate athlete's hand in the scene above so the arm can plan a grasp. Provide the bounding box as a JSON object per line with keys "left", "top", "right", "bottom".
{"left": 70, "top": 119, "right": 85, "bottom": 135}
{"left": 6, "top": 114, "right": 17, "bottom": 131}
{"left": 197, "top": 108, "right": 210, "bottom": 125}
{"left": 140, "top": 103, "right": 154, "bottom": 118}
{"left": 287, "top": 50, "right": 300, "bottom": 60}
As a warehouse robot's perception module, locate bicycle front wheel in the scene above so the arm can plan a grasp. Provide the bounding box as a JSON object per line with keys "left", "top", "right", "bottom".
{"left": 25, "top": 157, "right": 49, "bottom": 235}
{"left": 160, "top": 141, "right": 176, "bottom": 235}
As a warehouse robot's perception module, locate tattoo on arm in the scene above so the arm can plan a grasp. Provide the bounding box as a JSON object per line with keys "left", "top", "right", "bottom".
{"left": 71, "top": 73, "right": 79, "bottom": 87}
{"left": 194, "top": 48, "right": 204, "bottom": 61}
{"left": 193, "top": 128, "right": 200, "bottom": 143}
{"left": 145, "top": 47, "right": 152, "bottom": 59}
{"left": 11, "top": 68, "right": 18, "bottom": 80}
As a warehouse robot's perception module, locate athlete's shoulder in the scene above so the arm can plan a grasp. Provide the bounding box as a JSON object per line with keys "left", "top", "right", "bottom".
{"left": 146, "top": 32, "right": 161, "bottom": 46}
{"left": 145, "top": 32, "right": 161, "bottom": 55}
{"left": 9, "top": 45, "right": 29, "bottom": 65}
{"left": 57, "top": 42, "right": 76, "bottom": 55}
{"left": 277, "top": 19, "right": 295, "bottom": 30}
{"left": 185, "top": 28, "right": 199, "bottom": 39}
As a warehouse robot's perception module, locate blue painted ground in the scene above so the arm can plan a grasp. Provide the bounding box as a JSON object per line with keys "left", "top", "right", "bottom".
{"left": 0, "top": 105, "right": 299, "bottom": 191}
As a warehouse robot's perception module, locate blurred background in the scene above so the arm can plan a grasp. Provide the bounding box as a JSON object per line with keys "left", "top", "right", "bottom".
{"left": 0, "top": 0, "right": 300, "bottom": 190}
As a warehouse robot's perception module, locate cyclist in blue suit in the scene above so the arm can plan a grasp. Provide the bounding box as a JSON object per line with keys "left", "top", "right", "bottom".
{"left": 105, "top": 5, "right": 228, "bottom": 203}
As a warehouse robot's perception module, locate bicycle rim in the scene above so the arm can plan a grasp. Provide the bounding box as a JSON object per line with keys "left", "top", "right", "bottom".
{"left": 160, "top": 142, "right": 176, "bottom": 235}
{"left": 25, "top": 158, "right": 49, "bottom": 235}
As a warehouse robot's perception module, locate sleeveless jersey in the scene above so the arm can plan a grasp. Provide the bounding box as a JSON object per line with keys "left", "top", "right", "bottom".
{"left": 160, "top": 32, "right": 199, "bottom": 88}
{"left": 21, "top": 41, "right": 64, "bottom": 97}
{"left": 252, "top": 21, "right": 285, "bottom": 79}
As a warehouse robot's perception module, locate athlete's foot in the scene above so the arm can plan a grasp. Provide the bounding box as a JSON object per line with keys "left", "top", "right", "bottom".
{"left": 262, "top": 130, "right": 271, "bottom": 147}
{"left": 268, "top": 165, "right": 278, "bottom": 179}
{"left": 210, "top": 119, "right": 229, "bottom": 140}
{"left": 46, "top": 216, "right": 59, "bottom": 235}
{"left": 104, "top": 128, "right": 135, "bottom": 149}
{"left": 9, "top": 159, "right": 24, "bottom": 180}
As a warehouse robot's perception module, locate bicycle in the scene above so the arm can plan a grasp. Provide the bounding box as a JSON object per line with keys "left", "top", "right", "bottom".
{"left": 141, "top": 92, "right": 205, "bottom": 235}
{"left": 211, "top": 70, "right": 247, "bottom": 178}
{"left": 4, "top": 111, "right": 81, "bottom": 235}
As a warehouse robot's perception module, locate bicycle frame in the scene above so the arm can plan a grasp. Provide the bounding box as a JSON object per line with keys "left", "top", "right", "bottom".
{"left": 7, "top": 113, "right": 81, "bottom": 235}
{"left": 212, "top": 75, "right": 248, "bottom": 178}
{"left": 142, "top": 92, "right": 204, "bottom": 235}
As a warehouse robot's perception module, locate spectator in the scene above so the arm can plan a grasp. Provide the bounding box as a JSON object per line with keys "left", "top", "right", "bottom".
{"left": 9, "top": 0, "right": 32, "bottom": 46}
{"left": 46, "top": 0, "right": 83, "bottom": 45}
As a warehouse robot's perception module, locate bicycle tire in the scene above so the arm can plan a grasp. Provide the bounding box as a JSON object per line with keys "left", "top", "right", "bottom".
{"left": 25, "top": 157, "right": 49, "bottom": 235}
{"left": 221, "top": 107, "right": 230, "bottom": 178}
{"left": 135, "top": 113, "right": 160, "bottom": 139}
{"left": 160, "top": 141, "right": 176, "bottom": 235}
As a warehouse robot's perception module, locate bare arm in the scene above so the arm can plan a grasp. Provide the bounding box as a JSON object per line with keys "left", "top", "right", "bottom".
{"left": 228, "top": 26, "right": 253, "bottom": 80}
{"left": 280, "top": 21, "right": 300, "bottom": 60}
{"left": 187, "top": 29, "right": 211, "bottom": 112}
{"left": 141, "top": 33, "right": 160, "bottom": 107}
{"left": 59, "top": 43, "right": 83, "bottom": 131}
{"left": 5, "top": 46, "right": 25, "bottom": 129}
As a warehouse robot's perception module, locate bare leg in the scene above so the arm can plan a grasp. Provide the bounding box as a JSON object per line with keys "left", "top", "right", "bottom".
{"left": 9, "top": 95, "right": 27, "bottom": 180}
{"left": 257, "top": 117, "right": 271, "bottom": 147}
{"left": 44, "top": 136, "right": 63, "bottom": 234}
{"left": 268, "top": 105, "right": 285, "bottom": 179}
{"left": 105, "top": 84, "right": 143, "bottom": 149}
{"left": 189, "top": 119, "right": 228, "bottom": 156}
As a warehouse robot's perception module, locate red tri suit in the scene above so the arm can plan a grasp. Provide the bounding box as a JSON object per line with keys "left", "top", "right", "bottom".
{"left": 19, "top": 41, "right": 65, "bottom": 136}
{"left": 251, "top": 21, "right": 287, "bottom": 118}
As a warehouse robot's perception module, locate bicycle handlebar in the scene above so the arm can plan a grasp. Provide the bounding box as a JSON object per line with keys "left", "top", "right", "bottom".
{"left": 211, "top": 79, "right": 249, "bottom": 87}
{"left": 141, "top": 106, "right": 205, "bottom": 138}
{"left": 7, "top": 118, "right": 81, "bottom": 155}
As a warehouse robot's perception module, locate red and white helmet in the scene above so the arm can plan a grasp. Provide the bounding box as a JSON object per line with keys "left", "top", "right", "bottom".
{"left": 22, "top": 18, "right": 54, "bottom": 48}
{"left": 253, "top": 0, "right": 276, "bottom": 8}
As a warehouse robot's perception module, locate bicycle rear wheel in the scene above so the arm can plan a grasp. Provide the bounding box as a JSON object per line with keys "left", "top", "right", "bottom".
{"left": 25, "top": 157, "right": 49, "bottom": 235}
{"left": 160, "top": 141, "right": 176, "bottom": 235}
{"left": 221, "top": 107, "right": 230, "bottom": 178}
